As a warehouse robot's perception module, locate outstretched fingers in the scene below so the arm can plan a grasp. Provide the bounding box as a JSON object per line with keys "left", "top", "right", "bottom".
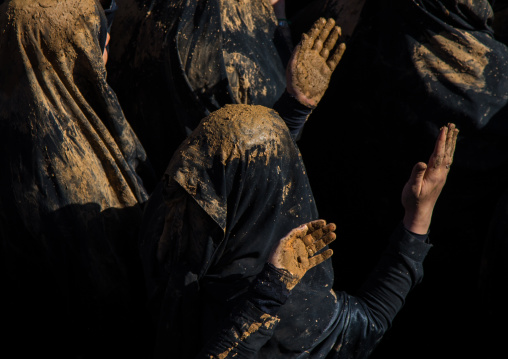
{"left": 312, "top": 18, "right": 336, "bottom": 53}
{"left": 305, "top": 219, "right": 327, "bottom": 233}
{"left": 327, "top": 42, "right": 346, "bottom": 71}
{"left": 302, "top": 222, "right": 336, "bottom": 256}
{"left": 429, "top": 125, "right": 448, "bottom": 169}
{"left": 301, "top": 18, "right": 327, "bottom": 52}
{"left": 445, "top": 123, "right": 459, "bottom": 168}
{"left": 308, "top": 249, "right": 333, "bottom": 269}
{"left": 300, "top": 18, "right": 345, "bottom": 69}
{"left": 302, "top": 221, "right": 335, "bottom": 244}
{"left": 428, "top": 123, "right": 458, "bottom": 176}
{"left": 320, "top": 25, "right": 340, "bottom": 60}
{"left": 310, "top": 231, "right": 336, "bottom": 255}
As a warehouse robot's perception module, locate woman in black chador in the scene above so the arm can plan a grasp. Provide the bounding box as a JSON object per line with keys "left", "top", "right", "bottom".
{"left": 0, "top": 0, "right": 150, "bottom": 357}
{"left": 139, "top": 103, "right": 458, "bottom": 358}
{"left": 106, "top": 0, "right": 316, "bottom": 178}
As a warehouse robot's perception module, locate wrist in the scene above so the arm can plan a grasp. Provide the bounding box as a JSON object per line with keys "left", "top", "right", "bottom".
{"left": 403, "top": 210, "right": 432, "bottom": 235}
{"left": 286, "top": 86, "right": 317, "bottom": 109}
{"left": 272, "top": 0, "right": 286, "bottom": 19}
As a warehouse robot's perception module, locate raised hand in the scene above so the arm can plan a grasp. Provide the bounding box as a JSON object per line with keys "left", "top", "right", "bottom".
{"left": 402, "top": 123, "right": 459, "bottom": 234}
{"left": 268, "top": 219, "right": 336, "bottom": 290}
{"left": 286, "top": 18, "right": 346, "bottom": 108}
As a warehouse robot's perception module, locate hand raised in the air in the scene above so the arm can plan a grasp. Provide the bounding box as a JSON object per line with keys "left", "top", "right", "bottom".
{"left": 402, "top": 123, "right": 459, "bottom": 234}
{"left": 286, "top": 18, "right": 346, "bottom": 108}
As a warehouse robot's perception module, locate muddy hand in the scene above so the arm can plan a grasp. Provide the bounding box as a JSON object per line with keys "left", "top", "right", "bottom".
{"left": 402, "top": 123, "right": 459, "bottom": 234}
{"left": 286, "top": 18, "right": 346, "bottom": 108}
{"left": 268, "top": 219, "right": 336, "bottom": 290}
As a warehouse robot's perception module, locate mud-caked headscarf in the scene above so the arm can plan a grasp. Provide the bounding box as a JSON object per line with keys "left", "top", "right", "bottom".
{"left": 140, "top": 104, "right": 339, "bottom": 358}
{"left": 0, "top": 0, "right": 150, "bottom": 356}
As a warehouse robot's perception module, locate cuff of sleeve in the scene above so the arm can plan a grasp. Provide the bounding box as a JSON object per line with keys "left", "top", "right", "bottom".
{"left": 273, "top": 90, "right": 313, "bottom": 138}
{"left": 247, "top": 263, "right": 293, "bottom": 315}
{"left": 388, "top": 223, "right": 433, "bottom": 262}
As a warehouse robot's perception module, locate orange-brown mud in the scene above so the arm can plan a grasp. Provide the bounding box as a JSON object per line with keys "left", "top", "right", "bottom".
{"left": 2, "top": 0, "right": 142, "bottom": 209}
{"left": 221, "top": 0, "right": 281, "bottom": 104}
{"left": 170, "top": 104, "right": 293, "bottom": 229}
{"left": 276, "top": 236, "right": 308, "bottom": 289}
{"left": 291, "top": 48, "right": 331, "bottom": 102}
{"left": 412, "top": 30, "right": 490, "bottom": 91}
{"left": 7, "top": 0, "right": 98, "bottom": 53}
{"left": 216, "top": 313, "right": 280, "bottom": 359}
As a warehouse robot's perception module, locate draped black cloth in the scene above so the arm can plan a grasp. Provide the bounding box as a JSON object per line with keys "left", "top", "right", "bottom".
{"left": 0, "top": 0, "right": 150, "bottom": 357}
{"left": 291, "top": 1, "right": 508, "bottom": 357}
{"left": 107, "top": 0, "right": 287, "bottom": 178}
{"left": 139, "top": 104, "right": 324, "bottom": 357}
{"left": 312, "top": 0, "right": 508, "bottom": 172}
{"left": 139, "top": 104, "right": 431, "bottom": 358}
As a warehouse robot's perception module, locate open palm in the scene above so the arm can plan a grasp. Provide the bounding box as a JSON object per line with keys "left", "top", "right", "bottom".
{"left": 287, "top": 18, "right": 346, "bottom": 108}
{"left": 402, "top": 123, "right": 459, "bottom": 234}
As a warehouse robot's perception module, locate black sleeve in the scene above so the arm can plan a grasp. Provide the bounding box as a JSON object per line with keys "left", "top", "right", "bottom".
{"left": 309, "top": 223, "right": 433, "bottom": 358}
{"left": 196, "top": 264, "right": 293, "bottom": 359}
{"left": 198, "top": 224, "right": 432, "bottom": 359}
{"left": 355, "top": 223, "right": 432, "bottom": 330}
{"left": 273, "top": 90, "right": 313, "bottom": 140}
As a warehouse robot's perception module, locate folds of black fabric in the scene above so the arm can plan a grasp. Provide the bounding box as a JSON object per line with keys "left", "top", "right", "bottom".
{"left": 0, "top": 0, "right": 151, "bottom": 357}
{"left": 139, "top": 104, "right": 432, "bottom": 359}
{"left": 107, "top": 0, "right": 287, "bottom": 179}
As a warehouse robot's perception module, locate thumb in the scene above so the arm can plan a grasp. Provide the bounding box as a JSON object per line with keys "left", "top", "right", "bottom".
{"left": 409, "top": 162, "right": 427, "bottom": 191}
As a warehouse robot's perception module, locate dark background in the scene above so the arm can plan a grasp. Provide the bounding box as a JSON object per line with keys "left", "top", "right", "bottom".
{"left": 106, "top": 1, "right": 507, "bottom": 358}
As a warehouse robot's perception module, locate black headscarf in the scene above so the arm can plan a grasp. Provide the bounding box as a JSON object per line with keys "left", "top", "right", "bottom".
{"left": 139, "top": 104, "right": 342, "bottom": 358}
{"left": 106, "top": 0, "right": 287, "bottom": 178}
{"left": 0, "top": 0, "right": 150, "bottom": 356}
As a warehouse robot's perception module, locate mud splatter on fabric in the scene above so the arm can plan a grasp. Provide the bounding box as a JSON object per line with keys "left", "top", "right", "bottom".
{"left": 106, "top": 0, "right": 286, "bottom": 177}
{"left": 413, "top": 30, "right": 490, "bottom": 92}
{"left": 0, "top": 0, "right": 149, "bottom": 356}
{"left": 139, "top": 104, "right": 338, "bottom": 358}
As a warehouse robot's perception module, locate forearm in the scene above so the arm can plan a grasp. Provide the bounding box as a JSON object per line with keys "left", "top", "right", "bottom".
{"left": 356, "top": 223, "right": 431, "bottom": 329}
{"left": 197, "top": 264, "right": 292, "bottom": 358}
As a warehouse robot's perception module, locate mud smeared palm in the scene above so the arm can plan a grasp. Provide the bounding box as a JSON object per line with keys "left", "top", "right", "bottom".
{"left": 269, "top": 219, "right": 336, "bottom": 290}
{"left": 402, "top": 123, "right": 459, "bottom": 234}
{"left": 287, "top": 18, "right": 346, "bottom": 108}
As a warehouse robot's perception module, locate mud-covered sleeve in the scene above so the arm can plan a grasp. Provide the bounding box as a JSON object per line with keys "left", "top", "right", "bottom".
{"left": 196, "top": 264, "right": 293, "bottom": 359}
{"left": 310, "top": 223, "right": 432, "bottom": 358}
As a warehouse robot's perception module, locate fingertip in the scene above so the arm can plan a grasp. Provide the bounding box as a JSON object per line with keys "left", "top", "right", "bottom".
{"left": 415, "top": 161, "right": 427, "bottom": 171}
{"left": 338, "top": 42, "right": 346, "bottom": 54}
{"left": 410, "top": 162, "right": 427, "bottom": 181}
{"left": 298, "top": 223, "right": 308, "bottom": 231}
{"left": 308, "top": 219, "right": 326, "bottom": 231}
{"left": 327, "top": 44, "right": 345, "bottom": 70}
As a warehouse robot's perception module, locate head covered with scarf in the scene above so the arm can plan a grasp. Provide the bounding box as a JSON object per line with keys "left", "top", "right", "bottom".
{"left": 140, "top": 104, "right": 339, "bottom": 357}
{"left": 0, "top": 0, "right": 150, "bottom": 356}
